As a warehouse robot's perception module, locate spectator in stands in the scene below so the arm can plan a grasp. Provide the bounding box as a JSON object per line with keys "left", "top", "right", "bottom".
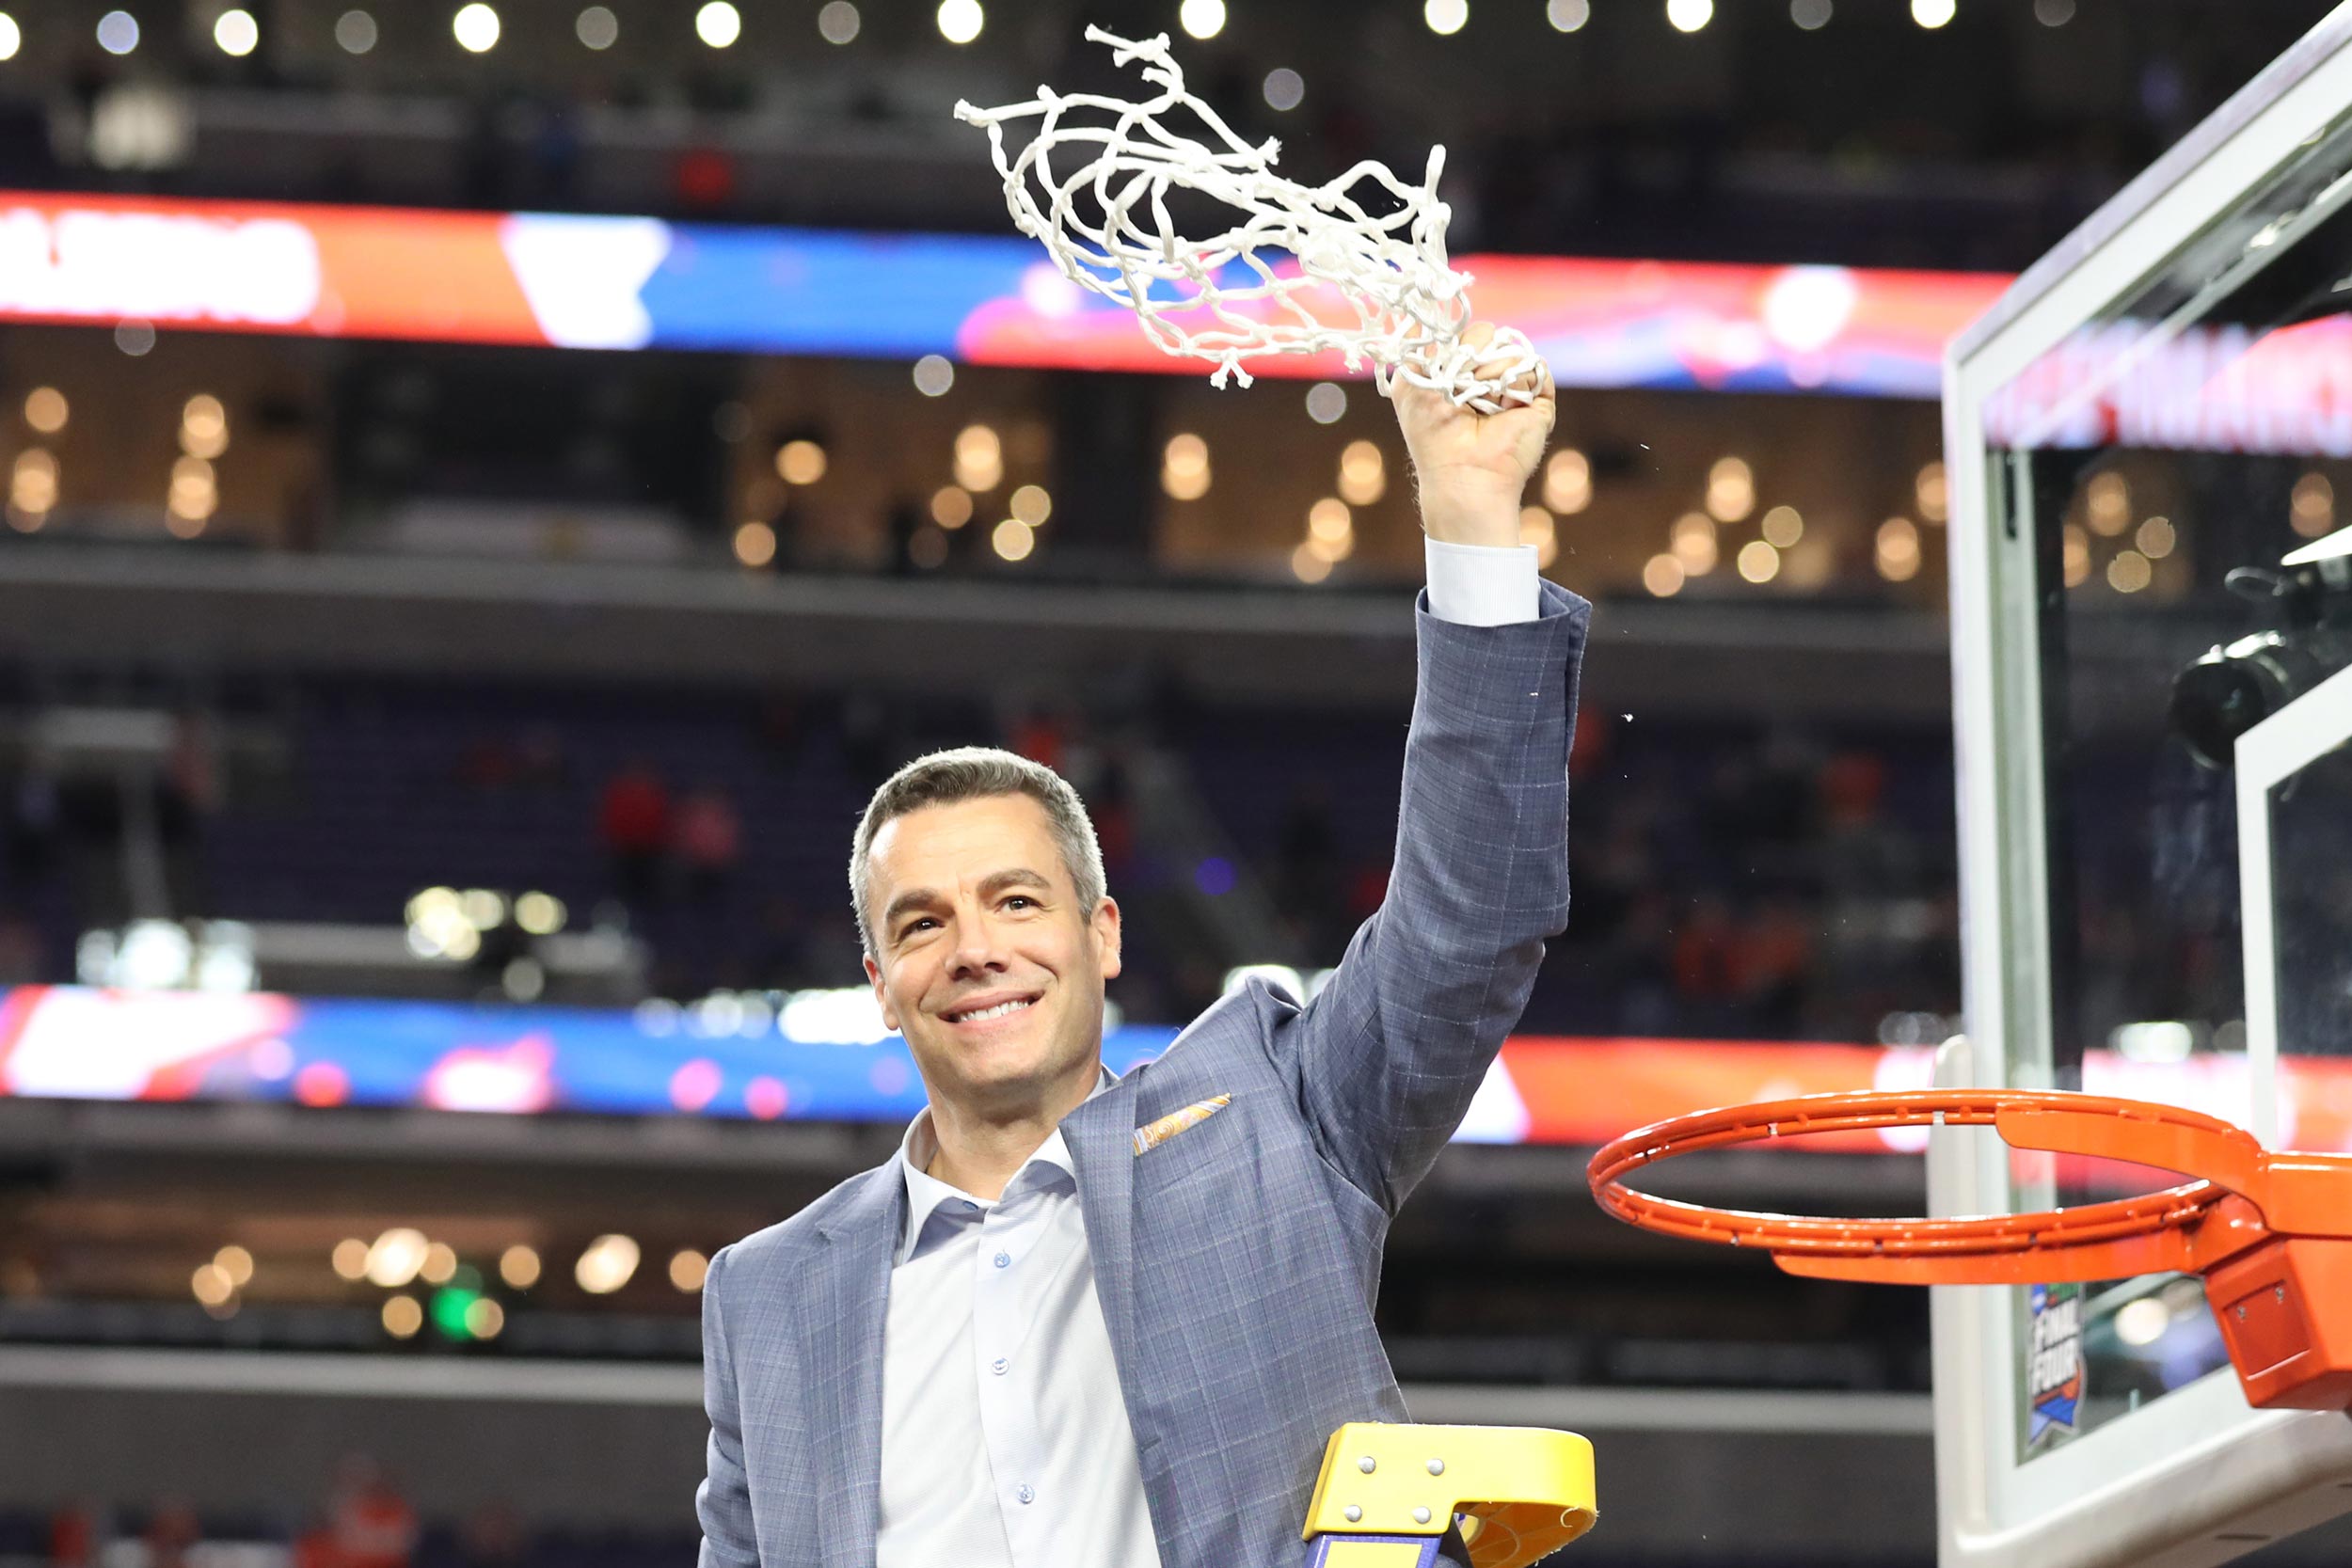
{"left": 676, "top": 787, "right": 744, "bottom": 903}
{"left": 327, "top": 1455, "right": 416, "bottom": 1568}
{"left": 1672, "top": 894, "right": 1743, "bottom": 1017}
{"left": 597, "top": 761, "right": 671, "bottom": 908}
{"left": 455, "top": 1503, "right": 525, "bottom": 1568}
{"left": 1009, "top": 708, "right": 1067, "bottom": 774}
{"left": 1088, "top": 755, "right": 1135, "bottom": 879}
{"left": 142, "top": 1501, "right": 200, "bottom": 1568}
{"left": 45, "top": 1500, "right": 101, "bottom": 1568}
{"left": 292, "top": 1514, "right": 338, "bottom": 1568}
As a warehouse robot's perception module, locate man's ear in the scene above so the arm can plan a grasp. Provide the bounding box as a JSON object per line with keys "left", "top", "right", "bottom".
{"left": 1092, "top": 895, "right": 1122, "bottom": 981}
{"left": 865, "top": 954, "right": 901, "bottom": 1033}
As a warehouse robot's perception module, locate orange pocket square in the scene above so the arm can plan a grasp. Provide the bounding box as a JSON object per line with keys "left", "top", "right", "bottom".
{"left": 1132, "top": 1095, "right": 1231, "bottom": 1156}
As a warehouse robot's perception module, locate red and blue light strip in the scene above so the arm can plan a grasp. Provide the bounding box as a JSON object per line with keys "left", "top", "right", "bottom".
{"left": 0, "top": 190, "right": 2006, "bottom": 397}
{"left": 4, "top": 983, "right": 2349, "bottom": 1156}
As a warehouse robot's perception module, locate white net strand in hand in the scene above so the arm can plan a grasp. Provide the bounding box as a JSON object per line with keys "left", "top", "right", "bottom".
{"left": 954, "top": 27, "right": 1544, "bottom": 413}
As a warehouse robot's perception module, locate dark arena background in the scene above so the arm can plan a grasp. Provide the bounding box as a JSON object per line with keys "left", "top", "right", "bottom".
{"left": 1, "top": 3, "right": 2351, "bottom": 1566}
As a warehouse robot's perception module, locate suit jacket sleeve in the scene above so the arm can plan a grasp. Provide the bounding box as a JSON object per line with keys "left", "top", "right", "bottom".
{"left": 1269, "top": 579, "right": 1588, "bottom": 1215}
{"left": 696, "top": 1245, "right": 761, "bottom": 1568}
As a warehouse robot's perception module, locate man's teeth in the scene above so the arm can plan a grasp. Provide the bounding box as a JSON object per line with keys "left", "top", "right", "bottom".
{"left": 955, "top": 998, "right": 1033, "bottom": 1022}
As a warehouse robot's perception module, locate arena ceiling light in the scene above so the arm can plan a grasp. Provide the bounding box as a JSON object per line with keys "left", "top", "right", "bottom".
{"left": 1790, "top": 0, "right": 1832, "bottom": 28}
{"left": 452, "top": 2, "right": 500, "bottom": 53}
{"left": 1177, "top": 0, "right": 1224, "bottom": 41}
{"left": 0, "top": 13, "right": 23, "bottom": 59}
{"left": 1664, "top": 0, "right": 1711, "bottom": 32}
{"left": 334, "top": 9, "right": 376, "bottom": 54}
{"left": 695, "top": 2, "right": 740, "bottom": 48}
{"left": 818, "top": 1, "right": 860, "bottom": 43}
{"left": 365, "top": 1227, "right": 430, "bottom": 1288}
{"left": 1547, "top": 0, "right": 1589, "bottom": 32}
{"left": 576, "top": 5, "right": 617, "bottom": 48}
{"left": 1422, "top": 0, "right": 1468, "bottom": 35}
{"left": 95, "top": 9, "right": 137, "bottom": 55}
{"left": 576, "top": 1233, "right": 641, "bottom": 1294}
{"left": 1912, "top": 0, "right": 1955, "bottom": 25}
{"left": 936, "top": 0, "right": 982, "bottom": 45}
{"left": 23, "top": 388, "right": 64, "bottom": 436}
{"left": 214, "top": 8, "right": 259, "bottom": 55}
{"left": 670, "top": 1249, "right": 709, "bottom": 1291}
{"left": 912, "top": 353, "right": 954, "bottom": 396}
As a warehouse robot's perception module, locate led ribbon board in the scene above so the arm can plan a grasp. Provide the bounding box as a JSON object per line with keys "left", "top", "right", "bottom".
{"left": 6, "top": 985, "right": 2352, "bottom": 1148}
{"left": 0, "top": 190, "right": 2000, "bottom": 397}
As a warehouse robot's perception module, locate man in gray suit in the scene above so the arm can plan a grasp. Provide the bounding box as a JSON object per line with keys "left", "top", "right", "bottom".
{"left": 697, "top": 325, "right": 1585, "bottom": 1568}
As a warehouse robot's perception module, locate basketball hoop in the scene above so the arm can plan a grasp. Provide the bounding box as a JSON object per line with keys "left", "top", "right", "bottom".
{"left": 954, "top": 27, "right": 1545, "bottom": 412}
{"left": 1587, "top": 1089, "right": 2352, "bottom": 1411}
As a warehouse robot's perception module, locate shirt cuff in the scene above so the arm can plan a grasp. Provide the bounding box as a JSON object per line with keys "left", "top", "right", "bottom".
{"left": 1424, "top": 537, "right": 1542, "bottom": 626}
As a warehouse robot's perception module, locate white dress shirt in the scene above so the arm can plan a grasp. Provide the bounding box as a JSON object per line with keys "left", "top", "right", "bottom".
{"left": 879, "top": 1071, "right": 1159, "bottom": 1568}
{"left": 874, "top": 540, "right": 1542, "bottom": 1568}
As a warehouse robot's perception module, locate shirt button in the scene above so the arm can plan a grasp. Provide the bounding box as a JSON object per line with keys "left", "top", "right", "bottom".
{"left": 1015, "top": 1485, "right": 1035, "bottom": 1505}
{"left": 991, "top": 1356, "right": 1009, "bottom": 1375}
{"left": 993, "top": 1252, "right": 1011, "bottom": 1269}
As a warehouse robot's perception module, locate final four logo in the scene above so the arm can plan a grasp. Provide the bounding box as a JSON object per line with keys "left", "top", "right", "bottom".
{"left": 2026, "top": 1281, "right": 2086, "bottom": 1449}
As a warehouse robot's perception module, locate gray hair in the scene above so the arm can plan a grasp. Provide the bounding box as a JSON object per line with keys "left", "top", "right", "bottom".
{"left": 849, "top": 746, "right": 1106, "bottom": 958}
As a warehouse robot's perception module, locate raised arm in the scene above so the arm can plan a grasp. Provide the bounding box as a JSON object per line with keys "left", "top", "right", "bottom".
{"left": 1270, "top": 326, "right": 1587, "bottom": 1213}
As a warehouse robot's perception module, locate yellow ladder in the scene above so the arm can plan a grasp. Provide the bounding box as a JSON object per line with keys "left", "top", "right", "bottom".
{"left": 1299, "top": 1421, "right": 1597, "bottom": 1567}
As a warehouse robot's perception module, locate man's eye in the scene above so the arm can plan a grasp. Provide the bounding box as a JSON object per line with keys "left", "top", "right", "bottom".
{"left": 1004, "top": 895, "right": 1035, "bottom": 911}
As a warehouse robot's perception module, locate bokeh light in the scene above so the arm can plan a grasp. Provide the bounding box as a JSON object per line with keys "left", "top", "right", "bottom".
{"left": 695, "top": 2, "right": 740, "bottom": 47}
{"left": 1665, "top": 0, "right": 1712, "bottom": 33}
{"left": 991, "top": 517, "right": 1034, "bottom": 562}
{"left": 453, "top": 4, "right": 500, "bottom": 53}
{"left": 937, "top": 0, "right": 982, "bottom": 44}
{"left": 818, "top": 1, "right": 860, "bottom": 42}
{"left": 1179, "top": 0, "right": 1225, "bottom": 40}
{"left": 215, "top": 9, "right": 260, "bottom": 56}
{"left": 500, "top": 1244, "right": 542, "bottom": 1290}
{"left": 23, "top": 388, "right": 65, "bottom": 435}
{"left": 576, "top": 6, "right": 618, "bottom": 48}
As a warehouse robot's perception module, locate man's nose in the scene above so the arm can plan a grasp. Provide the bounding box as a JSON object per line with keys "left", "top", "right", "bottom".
{"left": 948, "top": 905, "right": 1009, "bottom": 975}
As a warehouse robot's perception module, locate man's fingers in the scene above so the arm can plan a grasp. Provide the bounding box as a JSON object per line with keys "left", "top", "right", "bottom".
{"left": 1470, "top": 356, "right": 1549, "bottom": 405}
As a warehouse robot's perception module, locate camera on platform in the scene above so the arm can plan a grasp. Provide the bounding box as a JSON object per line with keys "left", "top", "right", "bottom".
{"left": 2169, "top": 531, "right": 2352, "bottom": 770}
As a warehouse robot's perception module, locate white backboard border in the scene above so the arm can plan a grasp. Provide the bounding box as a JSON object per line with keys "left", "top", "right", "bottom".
{"left": 1937, "top": 6, "right": 2352, "bottom": 1566}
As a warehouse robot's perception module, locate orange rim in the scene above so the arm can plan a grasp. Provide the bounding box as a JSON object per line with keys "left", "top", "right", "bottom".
{"left": 1586, "top": 1089, "right": 2234, "bottom": 1260}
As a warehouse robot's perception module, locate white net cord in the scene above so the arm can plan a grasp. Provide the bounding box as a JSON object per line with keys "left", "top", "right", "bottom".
{"left": 954, "top": 27, "right": 1544, "bottom": 413}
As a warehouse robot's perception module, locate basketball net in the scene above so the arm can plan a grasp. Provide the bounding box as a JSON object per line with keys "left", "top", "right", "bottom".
{"left": 954, "top": 27, "right": 1544, "bottom": 413}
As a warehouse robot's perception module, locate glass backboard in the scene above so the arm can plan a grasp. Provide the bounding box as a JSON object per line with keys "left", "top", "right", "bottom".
{"left": 1940, "top": 6, "right": 2352, "bottom": 1564}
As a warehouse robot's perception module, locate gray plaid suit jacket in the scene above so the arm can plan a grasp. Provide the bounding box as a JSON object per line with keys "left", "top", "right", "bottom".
{"left": 698, "top": 581, "right": 1588, "bottom": 1568}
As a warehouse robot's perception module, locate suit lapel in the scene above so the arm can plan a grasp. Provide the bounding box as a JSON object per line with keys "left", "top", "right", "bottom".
{"left": 1065, "top": 1069, "right": 1191, "bottom": 1564}
{"left": 1061, "top": 1069, "right": 1141, "bottom": 1380}
{"left": 810, "top": 1159, "right": 903, "bottom": 1568}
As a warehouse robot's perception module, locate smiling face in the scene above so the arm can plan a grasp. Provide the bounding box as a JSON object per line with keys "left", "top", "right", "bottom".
{"left": 861, "top": 793, "right": 1120, "bottom": 1124}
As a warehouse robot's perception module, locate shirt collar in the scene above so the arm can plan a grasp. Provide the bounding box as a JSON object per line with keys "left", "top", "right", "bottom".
{"left": 897, "top": 1066, "right": 1114, "bottom": 1266}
